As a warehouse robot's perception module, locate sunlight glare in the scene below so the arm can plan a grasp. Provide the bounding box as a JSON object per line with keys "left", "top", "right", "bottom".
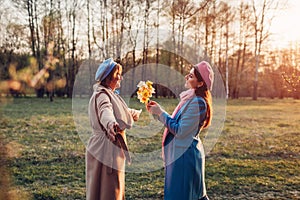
{"left": 269, "top": 0, "right": 300, "bottom": 48}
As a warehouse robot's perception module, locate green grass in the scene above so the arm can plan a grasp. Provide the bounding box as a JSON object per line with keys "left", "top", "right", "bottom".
{"left": 0, "top": 97, "right": 299, "bottom": 199}
{"left": 207, "top": 98, "right": 300, "bottom": 199}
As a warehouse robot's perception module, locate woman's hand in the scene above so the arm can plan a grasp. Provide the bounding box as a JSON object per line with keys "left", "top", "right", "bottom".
{"left": 146, "top": 101, "right": 163, "bottom": 116}
{"left": 107, "top": 122, "right": 120, "bottom": 142}
{"left": 130, "top": 109, "right": 142, "bottom": 121}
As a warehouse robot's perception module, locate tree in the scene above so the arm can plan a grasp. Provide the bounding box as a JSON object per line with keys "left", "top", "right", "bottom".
{"left": 142, "top": 0, "right": 155, "bottom": 66}
{"left": 251, "top": 0, "right": 278, "bottom": 100}
{"left": 166, "top": 0, "right": 209, "bottom": 73}
{"left": 205, "top": 1, "right": 234, "bottom": 99}
{"left": 66, "top": 0, "right": 82, "bottom": 98}
{"left": 231, "top": 2, "right": 252, "bottom": 99}
{"left": 280, "top": 42, "right": 300, "bottom": 99}
{"left": 11, "top": 0, "right": 46, "bottom": 97}
{"left": 155, "top": 0, "right": 160, "bottom": 98}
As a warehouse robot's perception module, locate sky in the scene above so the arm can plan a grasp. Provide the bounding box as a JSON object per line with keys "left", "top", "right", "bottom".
{"left": 226, "top": 0, "right": 300, "bottom": 49}
{"left": 268, "top": 0, "right": 300, "bottom": 48}
{"left": 2, "top": 0, "right": 300, "bottom": 50}
{"left": 93, "top": 0, "right": 300, "bottom": 50}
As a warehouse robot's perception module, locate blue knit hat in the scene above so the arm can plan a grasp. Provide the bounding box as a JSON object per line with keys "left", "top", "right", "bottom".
{"left": 95, "top": 58, "right": 117, "bottom": 81}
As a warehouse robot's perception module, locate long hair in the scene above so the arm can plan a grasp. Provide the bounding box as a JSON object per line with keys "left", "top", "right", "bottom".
{"left": 193, "top": 66, "right": 213, "bottom": 129}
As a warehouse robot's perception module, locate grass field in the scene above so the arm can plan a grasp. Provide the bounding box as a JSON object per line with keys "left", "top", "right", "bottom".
{"left": 0, "top": 97, "right": 299, "bottom": 199}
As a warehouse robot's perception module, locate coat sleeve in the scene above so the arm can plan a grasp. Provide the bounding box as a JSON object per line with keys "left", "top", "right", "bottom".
{"left": 128, "top": 108, "right": 140, "bottom": 116}
{"left": 128, "top": 108, "right": 141, "bottom": 121}
{"left": 96, "top": 93, "right": 117, "bottom": 131}
{"left": 158, "top": 97, "right": 207, "bottom": 139}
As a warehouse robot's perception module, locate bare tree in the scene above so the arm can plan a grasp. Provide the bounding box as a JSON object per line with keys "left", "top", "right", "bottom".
{"left": 280, "top": 42, "right": 300, "bottom": 99}
{"left": 12, "top": 0, "right": 46, "bottom": 97}
{"left": 142, "top": 0, "right": 152, "bottom": 65}
{"left": 155, "top": 0, "right": 160, "bottom": 98}
{"left": 65, "top": 0, "right": 83, "bottom": 98}
{"left": 175, "top": 0, "right": 196, "bottom": 73}
{"left": 87, "top": 0, "right": 92, "bottom": 59}
{"left": 231, "top": 2, "right": 252, "bottom": 99}
{"left": 167, "top": 0, "right": 208, "bottom": 73}
{"left": 213, "top": 1, "right": 234, "bottom": 99}
{"left": 251, "top": 0, "right": 278, "bottom": 100}
{"left": 27, "top": 0, "right": 37, "bottom": 57}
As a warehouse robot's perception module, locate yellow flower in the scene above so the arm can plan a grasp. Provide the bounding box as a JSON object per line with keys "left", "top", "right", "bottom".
{"left": 146, "top": 80, "right": 153, "bottom": 87}
{"left": 140, "top": 96, "right": 148, "bottom": 104}
{"left": 137, "top": 80, "right": 155, "bottom": 104}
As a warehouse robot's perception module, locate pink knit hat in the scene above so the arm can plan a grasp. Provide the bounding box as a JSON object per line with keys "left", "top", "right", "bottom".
{"left": 195, "top": 61, "right": 214, "bottom": 91}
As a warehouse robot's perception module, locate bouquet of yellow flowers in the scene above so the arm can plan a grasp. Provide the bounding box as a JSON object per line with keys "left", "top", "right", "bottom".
{"left": 137, "top": 80, "right": 155, "bottom": 104}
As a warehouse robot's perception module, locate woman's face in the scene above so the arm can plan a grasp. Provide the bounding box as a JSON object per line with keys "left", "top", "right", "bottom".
{"left": 184, "top": 68, "right": 202, "bottom": 89}
{"left": 109, "top": 65, "right": 123, "bottom": 90}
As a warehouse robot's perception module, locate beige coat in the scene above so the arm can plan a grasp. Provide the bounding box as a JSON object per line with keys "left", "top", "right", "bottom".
{"left": 86, "top": 85, "right": 137, "bottom": 200}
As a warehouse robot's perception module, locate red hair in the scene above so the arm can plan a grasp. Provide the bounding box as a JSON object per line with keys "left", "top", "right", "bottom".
{"left": 193, "top": 66, "right": 213, "bottom": 129}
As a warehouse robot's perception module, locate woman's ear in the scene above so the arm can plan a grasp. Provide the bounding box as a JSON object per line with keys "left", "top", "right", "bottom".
{"left": 197, "top": 81, "right": 204, "bottom": 88}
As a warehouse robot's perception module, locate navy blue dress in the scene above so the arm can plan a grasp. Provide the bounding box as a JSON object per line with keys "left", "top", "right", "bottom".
{"left": 159, "top": 96, "right": 208, "bottom": 200}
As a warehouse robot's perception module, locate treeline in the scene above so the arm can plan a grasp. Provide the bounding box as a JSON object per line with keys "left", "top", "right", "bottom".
{"left": 0, "top": 0, "right": 299, "bottom": 99}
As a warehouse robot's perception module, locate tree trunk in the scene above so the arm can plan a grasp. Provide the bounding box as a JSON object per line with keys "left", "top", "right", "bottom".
{"left": 154, "top": 0, "right": 160, "bottom": 98}
{"left": 225, "top": 24, "right": 229, "bottom": 99}
{"left": 67, "top": 1, "right": 77, "bottom": 98}
{"left": 27, "top": 0, "right": 36, "bottom": 57}
{"left": 252, "top": 0, "right": 268, "bottom": 100}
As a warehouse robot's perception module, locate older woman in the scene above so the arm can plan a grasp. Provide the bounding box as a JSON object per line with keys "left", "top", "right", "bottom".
{"left": 86, "top": 58, "right": 140, "bottom": 200}
{"left": 147, "top": 61, "right": 213, "bottom": 200}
